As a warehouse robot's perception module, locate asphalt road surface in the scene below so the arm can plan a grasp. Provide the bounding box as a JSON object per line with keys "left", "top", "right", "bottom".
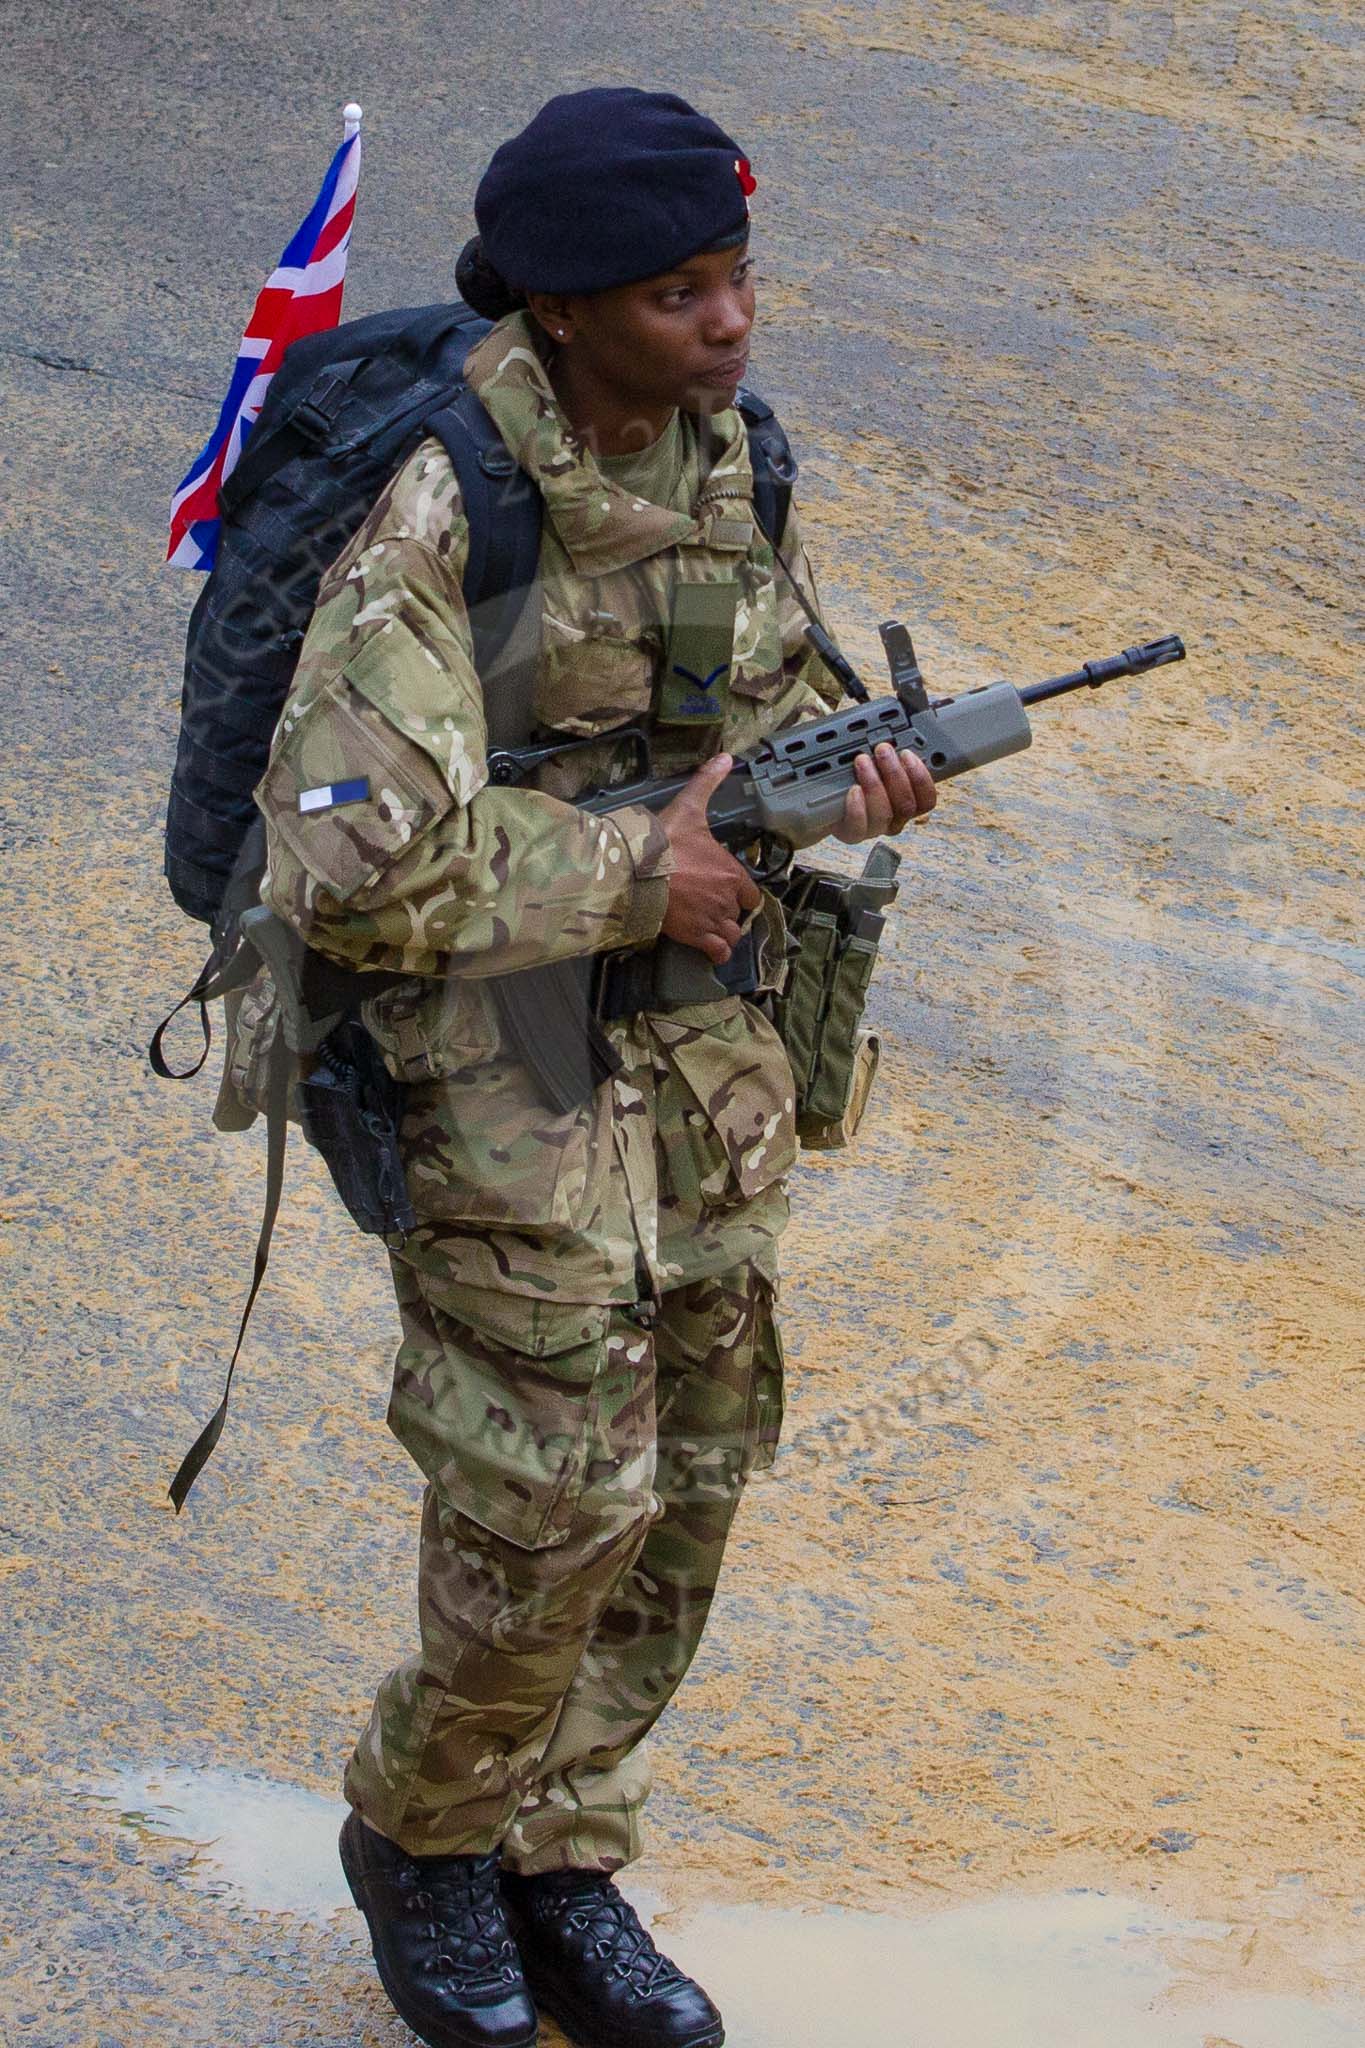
{"left": 2, "top": 2, "right": 1362, "bottom": 2044}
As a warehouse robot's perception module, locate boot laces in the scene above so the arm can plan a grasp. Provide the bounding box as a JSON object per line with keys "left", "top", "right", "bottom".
{"left": 398, "top": 1852, "right": 521, "bottom": 1988}
{"left": 549, "top": 1878, "right": 689, "bottom": 1999}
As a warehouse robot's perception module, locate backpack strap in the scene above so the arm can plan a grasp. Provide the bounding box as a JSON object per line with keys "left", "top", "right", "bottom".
{"left": 215, "top": 361, "right": 361, "bottom": 520}
{"left": 737, "top": 386, "right": 798, "bottom": 548}
{"left": 429, "top": 388, "right": 546, "bottom": 751}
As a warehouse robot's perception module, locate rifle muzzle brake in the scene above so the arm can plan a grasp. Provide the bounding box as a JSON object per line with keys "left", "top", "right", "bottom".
{"left": 1018, "top": 633, "right": 1186, "bottom": 706}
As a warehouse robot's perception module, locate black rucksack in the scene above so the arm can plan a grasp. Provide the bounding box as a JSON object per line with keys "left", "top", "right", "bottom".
{"left": 163, "top": 299, "right": 798, "bottom": 940}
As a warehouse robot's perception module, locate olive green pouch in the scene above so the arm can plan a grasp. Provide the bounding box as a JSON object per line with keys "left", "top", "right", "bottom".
{"left": 772, "top": 843, "right": 901, "bottom": 1150}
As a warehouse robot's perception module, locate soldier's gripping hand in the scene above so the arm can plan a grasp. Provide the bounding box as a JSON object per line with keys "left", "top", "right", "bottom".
{"left": 658, "top": 753, "right": 763, "bottom": 966}
{"left": 833, "top": 743, "right": 937, "bottom": 844}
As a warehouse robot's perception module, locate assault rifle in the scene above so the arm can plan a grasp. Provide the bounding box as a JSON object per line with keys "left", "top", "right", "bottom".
{"left": 491, "top": 626, "right": 1185, "bottom": 865}
{"left": 160, "top": 624, "right": 1183, "bottom": 1506}
{"left": 485, "top": 625, "right": 1186, "bottom": 1109}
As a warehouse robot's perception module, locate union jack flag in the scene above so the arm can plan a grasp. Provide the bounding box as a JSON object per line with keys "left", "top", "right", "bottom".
{"left": 166, "top": 108, "right": 362, "bottom": 571}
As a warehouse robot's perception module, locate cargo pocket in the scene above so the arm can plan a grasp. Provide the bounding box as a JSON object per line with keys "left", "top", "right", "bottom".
{"left": 653, "top": 999, "right": 798, "bottom": 1209}
{"left": 386, "top": 1278, "right": 614, "bottom": 1551}
{"left": 654, "top": 1266, "right": 785, "bottom": 1493}
{"left": 534, "top": 626, "right": 655, "bottom": 738}
{"left": 398, "top": 1060, "right": 594, "bottom": 1228}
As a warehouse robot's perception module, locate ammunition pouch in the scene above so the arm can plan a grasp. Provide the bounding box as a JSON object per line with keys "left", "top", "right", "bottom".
{"left": 771, "top": 843, "right": 901, "bottom": 1150}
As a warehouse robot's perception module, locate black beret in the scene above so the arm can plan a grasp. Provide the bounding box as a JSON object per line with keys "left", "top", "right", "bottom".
{"left": 474, "top": 87, "right": 753, "bottom": 297}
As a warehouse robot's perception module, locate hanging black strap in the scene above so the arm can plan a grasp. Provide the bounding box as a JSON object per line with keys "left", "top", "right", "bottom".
{"left": 168, "top": 1034, "right": 291, "bottom": 1512}
{"left": 148, "top": 940, "right": 262, "bottom": 1081}
{"left": 488, "top": 956, "right": 623, "bottom": 1113}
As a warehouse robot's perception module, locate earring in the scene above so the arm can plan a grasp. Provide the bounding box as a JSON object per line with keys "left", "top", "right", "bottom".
{"left": 556, "top": 327, "right": 566, "bottom": 337}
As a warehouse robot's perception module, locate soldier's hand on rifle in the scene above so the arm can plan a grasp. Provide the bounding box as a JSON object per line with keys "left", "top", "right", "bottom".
{"left": 833, "top": 743, "right": 937, "bottom": 844}
{"left": 658, "top": 754, "right": 764, "bottom": 965}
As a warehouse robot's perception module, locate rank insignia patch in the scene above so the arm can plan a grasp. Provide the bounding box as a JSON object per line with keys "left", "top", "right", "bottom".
{"left": 660, "top": 581, "right": 740, "bottom": 725}
{"left": 298, "top": 777, "right": 370, "bottom": 814}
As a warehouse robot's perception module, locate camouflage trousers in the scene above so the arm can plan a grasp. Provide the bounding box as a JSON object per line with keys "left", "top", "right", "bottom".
{"left": 343, "top": 1251, "right": 784, "bottom": 1869}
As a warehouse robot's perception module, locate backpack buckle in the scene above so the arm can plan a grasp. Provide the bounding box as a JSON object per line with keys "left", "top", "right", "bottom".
{"left": 478, "top": 443, "right": 519, "bottom": 479}
{"left": 296, "top": 372, "right": 352, "bottom": 443}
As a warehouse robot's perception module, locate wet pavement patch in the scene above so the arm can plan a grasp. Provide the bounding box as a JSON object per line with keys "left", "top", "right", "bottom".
{"left": 636, "top": 1890, "right": 1365, "bottom": 2048}
{"left": 83, "top": 1765, "right": 351, "bottom": 1920}
{"left": 73, "top": 1771, "right": 1365, "bottom": 2045}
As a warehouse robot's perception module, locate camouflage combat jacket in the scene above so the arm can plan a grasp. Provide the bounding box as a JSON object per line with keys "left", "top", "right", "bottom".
{"left": 244, "top": 311, "right": 841, "bottom": 1304}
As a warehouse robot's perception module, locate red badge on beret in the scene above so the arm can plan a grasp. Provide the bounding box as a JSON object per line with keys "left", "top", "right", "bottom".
{"left": 735, "top": 156, "right": 757, "bottom": 210}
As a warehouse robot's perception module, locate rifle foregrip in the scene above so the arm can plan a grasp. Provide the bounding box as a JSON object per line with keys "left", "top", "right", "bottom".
{"left": 748, "top": 682, "right": 1033, "bottom": 847}
{"left": 584, "top": 681, "right": 1034, "bottom": 853}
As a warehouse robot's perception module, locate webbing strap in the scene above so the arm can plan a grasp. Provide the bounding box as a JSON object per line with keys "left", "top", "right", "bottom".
{"left": 736, "top": 390, "right": 797, "bottom": 553}
{"left": 148, "top": 942, "right": 260, "bottom": 1081}
{"left": 428, "top": 391, "right": 545, "bottom": 751}
{"left": 168, "top": 1036, "right": 291, "bottom": 1512}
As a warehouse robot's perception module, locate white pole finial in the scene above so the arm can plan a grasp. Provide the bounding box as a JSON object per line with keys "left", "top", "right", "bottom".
{"left": 343, "top": 102, "right": 363, "bottom": 140}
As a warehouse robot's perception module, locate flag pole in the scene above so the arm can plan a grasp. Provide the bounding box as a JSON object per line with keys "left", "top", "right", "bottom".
{"left": 343, "top": 101, "right": 363, "bottom": 141}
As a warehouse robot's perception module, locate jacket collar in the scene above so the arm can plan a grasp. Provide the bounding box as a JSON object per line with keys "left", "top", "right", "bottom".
{"left": 462, "top": 311, "right": 754, "bottom": 576}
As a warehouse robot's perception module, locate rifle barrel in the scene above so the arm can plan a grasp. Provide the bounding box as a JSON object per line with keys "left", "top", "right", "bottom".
{"left": 1018, "top": 634, "right": 1185, "bottom": 707}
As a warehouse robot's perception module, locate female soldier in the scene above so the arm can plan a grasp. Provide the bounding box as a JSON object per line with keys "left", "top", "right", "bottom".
{"left": 258, "top": 86, "right": 934, "bottom": 2048}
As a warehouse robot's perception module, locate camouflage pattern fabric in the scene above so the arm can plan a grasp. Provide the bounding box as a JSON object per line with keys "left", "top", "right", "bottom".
{"left": 357, "top": 993, "right": 797, "bottom": 1310}
{"left": 343, "top": 1253, "right": 782, "bottom": 1868}
{"left": 245, "top": 310, "right": 838, "bottom": 1864}
{"left": 248, "top": 309, "right": 834, "bottom": 1305}
{"left": 255, "top": 308, "right": 837, "bottom": 983}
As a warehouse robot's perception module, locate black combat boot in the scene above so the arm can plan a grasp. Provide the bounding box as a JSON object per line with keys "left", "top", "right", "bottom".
{"left": 501, "top": 1867, "right": 724, "bottom": 2048}
{"left": 340, "top": 1811, "right": 538, "bottom": 2048}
